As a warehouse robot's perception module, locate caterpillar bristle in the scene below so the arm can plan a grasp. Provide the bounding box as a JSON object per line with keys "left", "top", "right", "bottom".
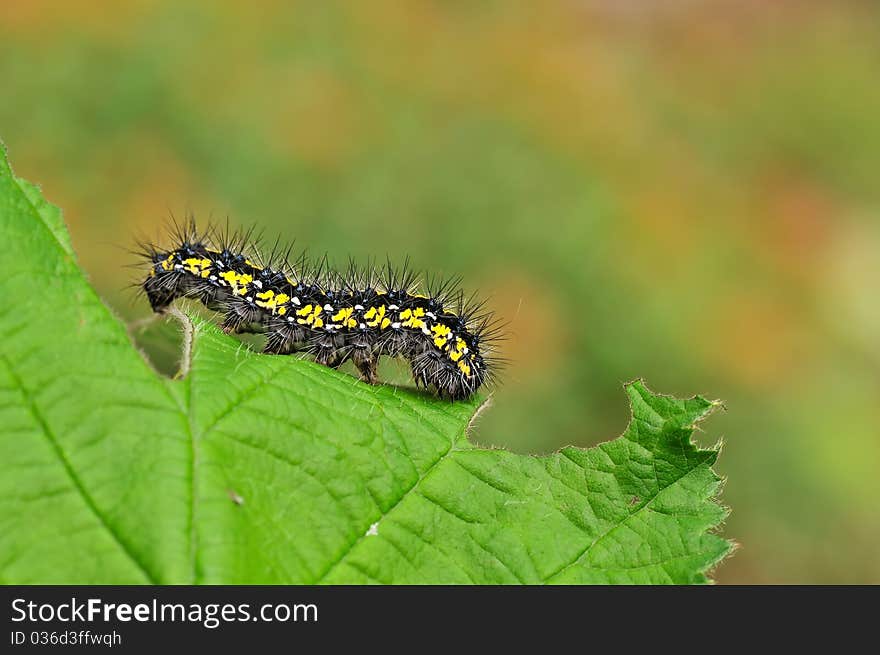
{"left": 136, "top": 220, "right": 502, "bottom": 400}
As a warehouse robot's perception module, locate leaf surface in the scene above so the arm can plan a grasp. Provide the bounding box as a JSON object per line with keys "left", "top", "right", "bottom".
{"left": 0, "top": 145, "right": 731, "bottom": 584}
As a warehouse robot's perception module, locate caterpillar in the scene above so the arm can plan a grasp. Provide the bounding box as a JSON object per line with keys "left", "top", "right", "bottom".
{"left": 136, "top": 220, "right": 502, "bottom": 400}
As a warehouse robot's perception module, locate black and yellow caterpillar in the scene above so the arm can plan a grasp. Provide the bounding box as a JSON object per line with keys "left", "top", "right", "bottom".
{"left": 138, "top": 220, "right": 502, "bottom": 399}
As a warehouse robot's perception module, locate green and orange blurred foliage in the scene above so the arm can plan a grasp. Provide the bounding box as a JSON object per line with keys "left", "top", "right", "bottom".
{"left": 2, "top": 0, "right": 878, "bottom": 583}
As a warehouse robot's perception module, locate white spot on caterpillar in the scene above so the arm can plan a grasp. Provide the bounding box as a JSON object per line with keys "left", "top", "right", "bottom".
{"left": 426, "top": 311, "right": 436, "bottom": 319}
{"left": 253, "top": 280, "right": 263, "bottom": 289}
{"left": 391, "top": 322, "right": 401, "bottom": 329}
{"left": 354, "top": 304, "right": 364, "bottom": 310}
{"left": 292, "top": 297, "right": 301, "bottom": 305}
{"left": 324, "top": 304, "right": 333, "bottom": 311}
{"left": 365, "top": 522, "right": 379, "bottom": 537}
{"left": 388, "top": 304, "right": 399, "bottom": 310}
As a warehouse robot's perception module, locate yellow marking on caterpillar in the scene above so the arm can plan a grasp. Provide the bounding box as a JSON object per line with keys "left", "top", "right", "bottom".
{"left": 160, "top": 254, "right": 175, "bottom": 271}
{"left": 255, "top": 289, "right": 291, "bottom": 315}
{"left": 236, "top": 274, "right": 253, "bottom": 295}
{"left": 296, "top": 304, "right": 323, "bottom": 327}
{"left": 449, "top": 337, "right": 468, "bottom": 362}
{"left": 431, "top": 324, "right": 451, "bottom": 348}
{"left": 457, "top": 361, "right": 472, "bottom": 376}
{"left": 220, "top": 270, "right": 253, "bottom": 295}
{"left": 256, "top": 290, "right": 276, "bottom": 309}
{"left": 364, "top": 305, "right": 387, "bottom": 328}
{"left": 220, "top": 270, "right": 238, "bottom": 287}
{"left": 331, "top": 307, "right": 357, "bottom": 328}
{"left": 183, "top": 257, "right": 212, "bottom": 276}
{"left": 400, "top": 307, "right": 426, "bottom": 330}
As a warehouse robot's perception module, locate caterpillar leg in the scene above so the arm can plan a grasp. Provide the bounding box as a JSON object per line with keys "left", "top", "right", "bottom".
{"left": 310, "top": 332, "right": 347, "bottom": 369}
{"left": 353, "top": 352, "right": 379, "bottom": 385}
{"left": 221, "top": 307, "right": 264, "bottom": 335}
{"left": 314, "top": 349, "right": 345, "bottom": 369}
{"left": 221, "top": 312, "right": 245, "bottom": 334}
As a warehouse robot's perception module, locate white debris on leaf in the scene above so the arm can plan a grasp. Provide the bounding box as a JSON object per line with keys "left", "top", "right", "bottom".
{"left": 365, "top": 522, "right": 379, "bottom": 537}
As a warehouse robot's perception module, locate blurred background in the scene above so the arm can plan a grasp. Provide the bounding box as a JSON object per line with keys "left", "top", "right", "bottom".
{"left": 1, "top": 0, "right": 878, "bottom": 583}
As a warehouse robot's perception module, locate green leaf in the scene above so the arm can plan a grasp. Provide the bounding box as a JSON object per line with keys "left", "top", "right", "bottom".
{"left": 0, "top": 143, "right": 732, "bottom": 584}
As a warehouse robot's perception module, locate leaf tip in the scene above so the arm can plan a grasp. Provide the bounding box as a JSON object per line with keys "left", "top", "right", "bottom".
{"left": 623, "top": 378, "right": 721, "bottom": 430}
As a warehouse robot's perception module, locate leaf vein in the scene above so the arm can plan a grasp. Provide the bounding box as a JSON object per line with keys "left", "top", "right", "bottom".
{"left": 0, "top": 353, "right": 157, "bottom": 584}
